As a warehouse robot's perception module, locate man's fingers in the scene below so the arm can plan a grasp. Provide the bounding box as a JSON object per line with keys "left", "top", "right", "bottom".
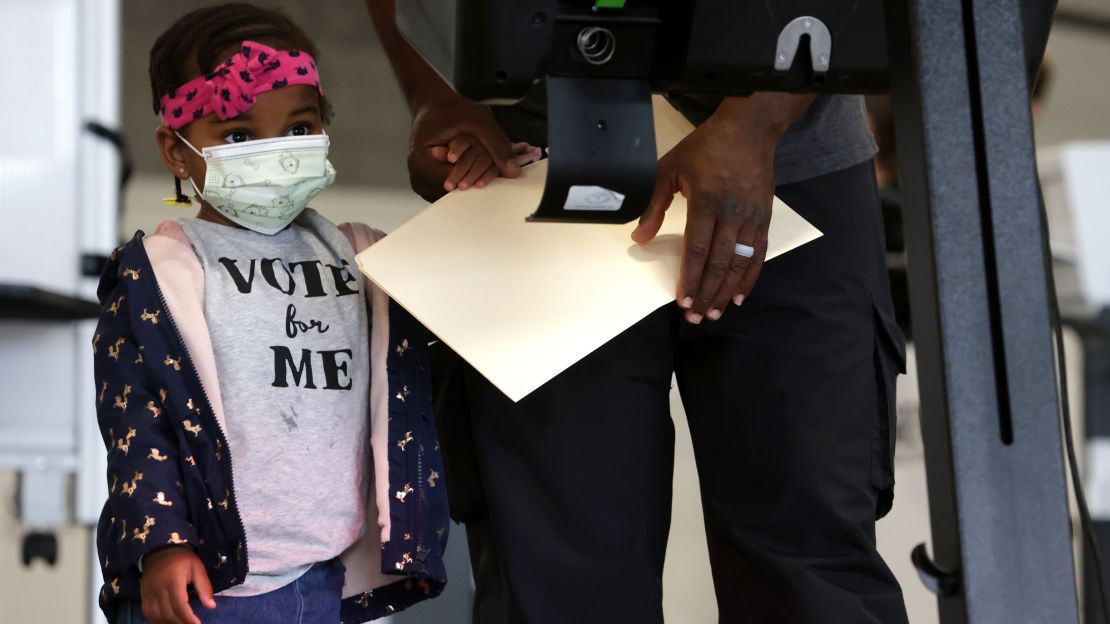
{"left": 444, "top": 148, "right": 480, "bottom": 191}
{"left": 709, "top": 221, "right": 757, "bottom": 315}
{"left": 678, "top": 203, "right": 717, "bottom": 315}
{"left": 459, "top": 154, "right": 492, "bottom": 190}
{"left": 407, "top": 149, "right": 453, "bottom": 201}
{"left": 408, "top": 98, "right": 517, "bottom": 177}
{"left": 734, "top": 220, "right": 770, "bottom": 304}
{"left": 479, "top": 133, "right": 521, "bottom": 178}
{"left": 446, "top": 136, "right": 472, "bottom": 164}
{"left": 453, "top": 118, "right": 518, "bottom": 178}
{"left": 430, "top": 146, "right": 450, "bottom": 162}
{"left": 691, "top": 216, "right": 742, "bottom": 320}
{"left": 631, "top": 169, "right": 676, "bottom": 244}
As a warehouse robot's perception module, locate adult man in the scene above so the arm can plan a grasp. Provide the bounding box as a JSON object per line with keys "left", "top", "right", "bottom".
{"left": 366, "top": 3, "right": 909, "bottom": 622}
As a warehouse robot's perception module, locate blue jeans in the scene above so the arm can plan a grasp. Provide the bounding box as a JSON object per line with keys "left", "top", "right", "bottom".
{"left": 116, "top": 560, "right": 345, "bottom": 624}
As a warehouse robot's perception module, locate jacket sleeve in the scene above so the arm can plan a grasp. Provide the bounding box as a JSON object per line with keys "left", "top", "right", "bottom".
{"left": 94, "top": 260, "right": 198, "bottom": 574}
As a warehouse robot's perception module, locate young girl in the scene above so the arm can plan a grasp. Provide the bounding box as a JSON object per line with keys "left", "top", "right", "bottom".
{"left": 94, "top": 5, "right": 447, "bottom": 623}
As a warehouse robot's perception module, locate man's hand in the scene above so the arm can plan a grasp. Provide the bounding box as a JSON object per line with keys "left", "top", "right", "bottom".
{"left": 364, "top": 0, "right": 529, "bottom": 202}
{"left": 140, "top": 546, "right": 216, "bottom": 624}
{"left": 632, "top": 95, "right": 813, "bottom": 323}
{"left": 408, "top": 96, "right": 523, "bottom": 202}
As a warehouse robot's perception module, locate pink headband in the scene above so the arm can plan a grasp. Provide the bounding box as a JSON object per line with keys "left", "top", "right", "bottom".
{"left": 159, "top": 40, "right": 322, "bottom": 130}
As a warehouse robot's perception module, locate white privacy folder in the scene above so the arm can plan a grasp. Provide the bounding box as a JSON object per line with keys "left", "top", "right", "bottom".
{"left": 356, "top": 96, "right": 822, "bottom": 401}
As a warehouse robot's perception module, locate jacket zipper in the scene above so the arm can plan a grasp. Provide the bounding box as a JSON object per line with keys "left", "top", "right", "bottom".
{"left": 147, "top": 260, "right": 250, "bottom": 583}
{"left": 415, "top": 435, "right": 426, "bottom": 564}
{"left": 411, "top": 345, "right": 427, "bottom": 570}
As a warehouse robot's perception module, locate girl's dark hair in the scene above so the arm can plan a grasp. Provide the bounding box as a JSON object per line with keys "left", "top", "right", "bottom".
{"left": 149, "top": 3, "right": 329, "bottom": 119}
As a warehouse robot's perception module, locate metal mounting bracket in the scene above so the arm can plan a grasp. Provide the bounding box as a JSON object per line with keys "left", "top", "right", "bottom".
{"left": 774, "top": 16, "right": 832, "bottom": 73}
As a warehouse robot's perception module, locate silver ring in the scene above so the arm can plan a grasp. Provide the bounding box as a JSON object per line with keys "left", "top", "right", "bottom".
{"left": 734, "top": 243, "right": 755, "bottom": 258}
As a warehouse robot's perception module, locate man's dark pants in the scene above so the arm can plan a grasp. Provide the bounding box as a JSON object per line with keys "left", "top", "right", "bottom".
{"left": 432, "top": 160, "right": 910, "bottom": 624}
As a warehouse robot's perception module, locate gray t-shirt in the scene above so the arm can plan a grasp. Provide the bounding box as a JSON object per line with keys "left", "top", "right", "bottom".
{"left": 664, "top": 93, "right": 878, "bottom": 186}
{"left": 492, "top": 82, "right": 877, "bottom": 186}
{"left": 178, "top": 209, "right": 369, "bottom": 597}
{"left": 776, "top": 95, "right": 878, "bottom": 186}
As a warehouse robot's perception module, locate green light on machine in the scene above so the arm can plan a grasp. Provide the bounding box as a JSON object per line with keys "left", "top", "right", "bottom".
{"left": 594, "top": 0, "right": 627, "bottom": 8}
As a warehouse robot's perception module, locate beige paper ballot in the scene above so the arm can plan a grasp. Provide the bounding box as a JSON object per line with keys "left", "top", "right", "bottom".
{"left": 356, "top": 96, "right": 822, "bottom": 401}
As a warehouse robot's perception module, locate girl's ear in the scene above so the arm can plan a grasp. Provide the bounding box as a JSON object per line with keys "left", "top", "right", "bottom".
{"left": 156, "top": 127, "right": 190, "bottom": 179}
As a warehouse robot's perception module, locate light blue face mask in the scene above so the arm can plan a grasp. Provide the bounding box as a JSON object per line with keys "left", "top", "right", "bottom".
{"left": 177, "top": 132, "right": 337, "bottom": 235}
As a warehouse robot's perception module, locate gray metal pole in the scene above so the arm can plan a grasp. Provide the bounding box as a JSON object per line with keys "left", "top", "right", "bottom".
{"left": 887, "top": 0, "right": 1079, "bottom": 621}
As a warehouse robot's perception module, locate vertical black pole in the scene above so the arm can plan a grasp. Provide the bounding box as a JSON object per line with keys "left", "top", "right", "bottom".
{"left": 886, "top": 0, "right": 1079, "bottom": 621}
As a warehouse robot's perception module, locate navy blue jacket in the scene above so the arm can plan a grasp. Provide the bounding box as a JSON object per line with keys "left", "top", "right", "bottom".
{"left": 93, "top": 231, "right": 448, "bottom": 622}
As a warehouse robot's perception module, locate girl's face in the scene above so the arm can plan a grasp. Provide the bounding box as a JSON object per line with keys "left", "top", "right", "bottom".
{"left": 156, "top": 83, "right": 324, "bottom": 227}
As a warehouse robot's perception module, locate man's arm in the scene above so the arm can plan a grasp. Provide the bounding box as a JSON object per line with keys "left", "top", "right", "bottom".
{"left": 364, "top": 0, "right": 521, "bottom": 200}
{"left": 634, "top": 93, "right": 816, "bottom": 323}
{"left": 364, "top": 0, "right": 455, "bottom": 114}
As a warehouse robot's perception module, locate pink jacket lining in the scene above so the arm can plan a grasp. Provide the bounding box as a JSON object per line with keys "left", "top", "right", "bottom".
{"left": 144, "top": 220, "right": 395, "bottom": 597}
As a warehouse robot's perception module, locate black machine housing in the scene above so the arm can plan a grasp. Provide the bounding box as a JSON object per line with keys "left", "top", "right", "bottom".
{"left": 397, "top": 1, "right": 894, "bottom": 222}
{"left": 397, "top": 0, "right": 1051, "bottom": 223}
{"left": 398, "top": 0, "right": 892, "bottom": 102}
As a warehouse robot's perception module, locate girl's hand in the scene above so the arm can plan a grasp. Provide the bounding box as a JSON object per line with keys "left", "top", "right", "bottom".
{"left": 430, "top": 139, "right": 542, "bottom": 192}
{"left": 140, "top": 546, "right": 216, "bottom": 624}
